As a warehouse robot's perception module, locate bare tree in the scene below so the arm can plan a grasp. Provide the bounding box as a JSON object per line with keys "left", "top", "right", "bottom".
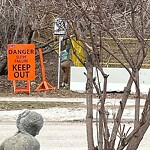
{"left": 0, "top": 0, "right": 58, "bottom": 74}
{"left": 55, "top": 0, "right": 150, "bottom": 149}
{"left": 0, "top": 0, "right": 150, "bottom": 149}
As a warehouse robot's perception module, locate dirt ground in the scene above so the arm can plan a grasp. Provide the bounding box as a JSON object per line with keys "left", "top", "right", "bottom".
{"left": 0, "top": 49, "right": 125, "bottom": 98}
{"left": 0, "top": 50, "right": 81, "bottom": 96}
{"left": 0, "top": 50, "right": 58, "bottom": 94}
{"left": 0, "top": 50, "right": 86, "bottom": 110}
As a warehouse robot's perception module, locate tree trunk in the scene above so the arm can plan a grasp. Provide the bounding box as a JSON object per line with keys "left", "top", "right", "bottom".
{"left": 86, "top": 55, "right": 95, "bottom": 150}
{"left": 110, "top": 75, "right": 134, "bottom": 149}
{"left": 134, "top": 70, "right": 140, "bottom": 128}
{"left": 0, "top": 58, "right": 7, "bottom": 75}
{"left": 126, "top": 121, "right": 150, "bottom": 150}
{"left": 126, "top": 90, "right": 150, "bottom": 149}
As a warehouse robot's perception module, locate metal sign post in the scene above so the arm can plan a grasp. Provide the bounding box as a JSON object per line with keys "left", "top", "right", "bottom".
{"left": 54, "top": 17, "right": 67, "bottom": 89}
{"left": 57, "top": 36, "right": 63, "bottom": 89}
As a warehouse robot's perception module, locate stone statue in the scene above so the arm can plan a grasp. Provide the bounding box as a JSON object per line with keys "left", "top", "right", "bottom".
{"left": 0, "top": 110, "right": 44, "bottom": 150}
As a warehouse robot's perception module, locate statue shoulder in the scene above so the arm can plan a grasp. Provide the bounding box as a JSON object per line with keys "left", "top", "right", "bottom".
{"left": 0, "top": 133, "right": 40, "bottom": 150}
{"left": 0, "top": 141, "right": 4, "bottom": 150}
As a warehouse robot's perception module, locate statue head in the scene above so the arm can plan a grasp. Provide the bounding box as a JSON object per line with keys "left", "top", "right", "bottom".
{"left": 16, "top": 110, "right": 44, "bottom": 137}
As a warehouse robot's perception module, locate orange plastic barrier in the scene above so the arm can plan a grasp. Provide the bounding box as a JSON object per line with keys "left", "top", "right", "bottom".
{"left": 13, "top": 80, "right": 31, "bottom": 94}
{"left": 34, "top": 48, "right": 56, "bottom": 92}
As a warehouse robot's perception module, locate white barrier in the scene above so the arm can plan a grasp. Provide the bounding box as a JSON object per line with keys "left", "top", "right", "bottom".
{"left": 70, "top": 67, "right": 150, "bottom": 94}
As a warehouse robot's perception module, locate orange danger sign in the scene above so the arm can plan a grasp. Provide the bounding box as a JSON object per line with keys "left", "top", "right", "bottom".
{"left": 7, "top": 44, "right": 35, "bottom": 80}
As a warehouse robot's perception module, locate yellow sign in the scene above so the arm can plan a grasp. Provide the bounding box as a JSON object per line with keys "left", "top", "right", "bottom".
{"left": 71, "top": 38, "right": 85, "bottom": 67}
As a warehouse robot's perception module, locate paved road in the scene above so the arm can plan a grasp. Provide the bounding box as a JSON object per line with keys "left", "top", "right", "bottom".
{"left": 0, "top": 122, "right": 87, "bottom": 150}
{"left": 0, "top": 121, "right": 150, "bottom": 150}
{"left": 0, "top": 97, "right": 149, "bottom": 149}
